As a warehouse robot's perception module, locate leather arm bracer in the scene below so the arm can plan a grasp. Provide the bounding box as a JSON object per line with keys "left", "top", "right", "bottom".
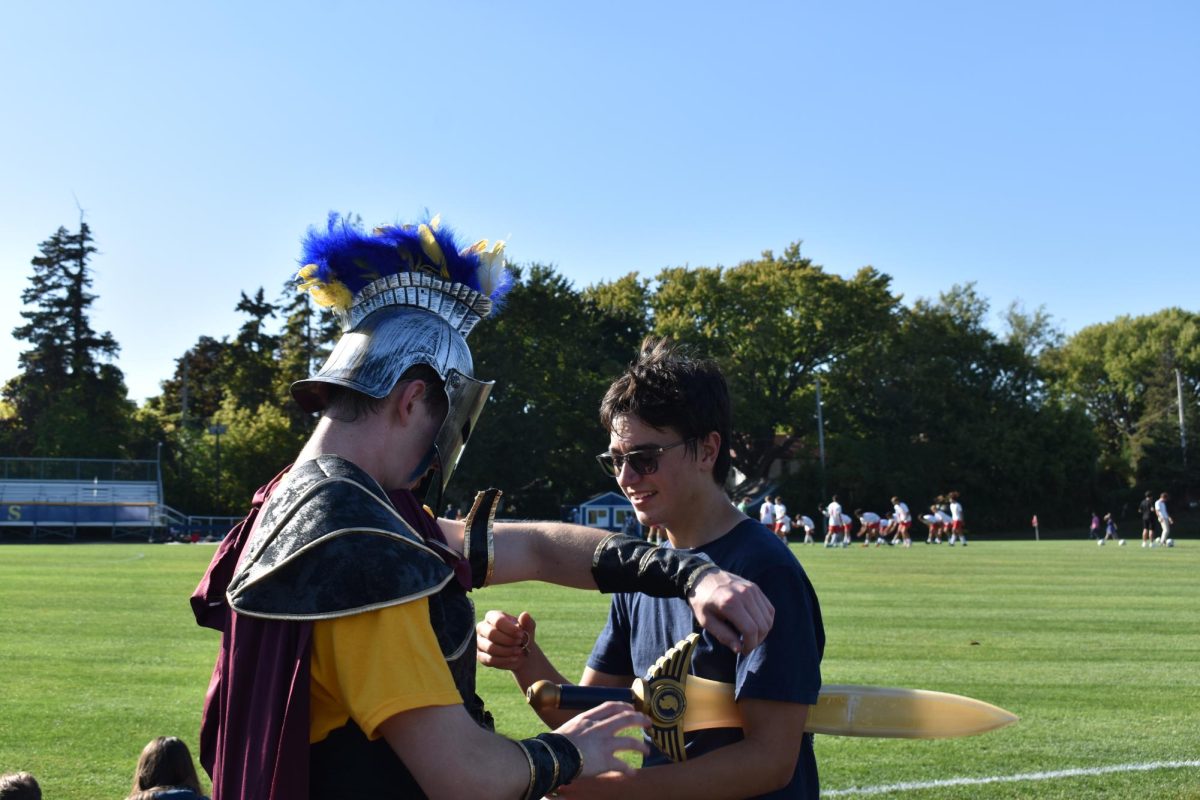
{"left": 590, "top": 533, "right": 720, "bottom": 598}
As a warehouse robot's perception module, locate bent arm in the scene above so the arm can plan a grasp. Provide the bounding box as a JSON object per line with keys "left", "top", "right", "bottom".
{"left": 438, "top": 516, "right": 604, "bottom": 588}
{"left": 382, "top": 700, "right": 649, "bottom": 800}
{"left": 381, "top": 705, "right": 532, "bottom": 799}
{"left": 445, "top": 515, "right": 775, "bottom": 652}
{"left": 492, "top": 519, "right": 608, "bottom": 588}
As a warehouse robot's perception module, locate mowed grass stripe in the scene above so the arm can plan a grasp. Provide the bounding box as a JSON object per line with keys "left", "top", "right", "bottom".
{"left": 1, "top": 540, "right": 1197, "bottom": 799}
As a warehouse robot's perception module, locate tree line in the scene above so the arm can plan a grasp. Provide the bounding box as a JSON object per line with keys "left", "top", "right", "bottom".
{"left": 2, "top": 222, "right": 1196, "bottom": 531}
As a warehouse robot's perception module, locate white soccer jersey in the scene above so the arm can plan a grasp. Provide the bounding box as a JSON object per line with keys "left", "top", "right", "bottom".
{"left": 894, "top": 502, "right": 911, "bottom": 522}
{"left": 798, "top": 515, "right": 815, "bottom": 531}
{"left": 950, "top": 501, "right": 963, "bottom": 522}
{"left": 860, "top": 511, "right": 881, "bottom": 526}
{"left": 760, "top": 502, "right": 775, "bottom": 525}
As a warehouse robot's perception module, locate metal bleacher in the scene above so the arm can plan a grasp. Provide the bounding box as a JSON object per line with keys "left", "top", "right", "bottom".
{"left": 0, "top": 457, "right": 191, "bottom": 541}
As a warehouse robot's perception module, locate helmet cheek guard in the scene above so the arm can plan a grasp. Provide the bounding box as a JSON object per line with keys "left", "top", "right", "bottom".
{"left": 415, "top": 369, "right": 493, "bottom": 511}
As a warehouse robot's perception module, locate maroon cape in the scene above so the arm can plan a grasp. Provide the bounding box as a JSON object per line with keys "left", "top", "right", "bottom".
{"left": 191, "top": 468, "right": 469, "bottom": 800}
{"left": 191, "top": 467, "right": 310, "bottom": 800}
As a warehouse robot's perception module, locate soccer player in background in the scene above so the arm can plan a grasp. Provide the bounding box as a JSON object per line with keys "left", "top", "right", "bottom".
{"left": 824, "top": 496, "right": 844, "bottom": 548}
{"left": 891, "top": 496, "right": 913, "bottom": 548}
{"left": 948, "top": 492, "right": 967, "bottom": 546}
{"left": 1155, "top": 492, "right": 1173, "bottom": 545}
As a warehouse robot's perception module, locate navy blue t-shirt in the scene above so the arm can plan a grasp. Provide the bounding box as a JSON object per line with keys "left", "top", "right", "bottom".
{"left": 588, "top": 519, "right": 825, "bottom": 799}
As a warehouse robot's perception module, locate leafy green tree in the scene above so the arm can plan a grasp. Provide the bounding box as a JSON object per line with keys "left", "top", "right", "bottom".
{"left": 1001, "top": 301, "right": 1064, "bottom": 403}
{"left": 824, "top": 283, "right": 1098, "bottom": 529}
{"left": 651, "top": 244, "right": 899, "bottom": 482}
{"left": 3, "top": 222, "right": 136, "bottom": 457}
{"left": 582, "top": 272, "right": 653, "bottom": 354}
{"left": 451, "top": 265, "right": 637, "bottom": 518}
{"left": 1045, "top": 308, "right": 1199, "bottom": 497}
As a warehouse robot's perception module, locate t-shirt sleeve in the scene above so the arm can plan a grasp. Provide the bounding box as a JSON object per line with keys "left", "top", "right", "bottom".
{"left": 733, "top": 563, "right": 823, "bottom": 705}
{"left": 310, "top": 598, "right": 463, "bottom": 742}
{"left": 587, "top": 595, "right": 635, "bottom": 677}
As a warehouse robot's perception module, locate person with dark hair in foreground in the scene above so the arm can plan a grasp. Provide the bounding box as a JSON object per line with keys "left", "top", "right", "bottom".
{"left": 192, "top": 218, "right": 774, "bottom": 800}
{"left": 0, "top": 772, "right": 41, "bottom": 800}
{"left": 479, "top": 337, "right": 824, "bottom": 799}
{"left": 127, "top": 737, "right": 209, "bottom": 800}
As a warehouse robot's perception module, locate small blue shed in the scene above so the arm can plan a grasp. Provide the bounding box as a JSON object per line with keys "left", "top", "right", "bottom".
{"left": 573, "top": 491, "right": 638, "bottom": 533}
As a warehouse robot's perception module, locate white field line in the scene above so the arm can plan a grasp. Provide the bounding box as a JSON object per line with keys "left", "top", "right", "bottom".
{"left": 822, "top": 760, "right": 1200, "bottom": 797}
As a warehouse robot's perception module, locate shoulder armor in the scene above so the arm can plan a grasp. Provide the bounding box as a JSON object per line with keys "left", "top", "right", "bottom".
{"left": 228, "top": 455, "right": 453, "bottom": 620}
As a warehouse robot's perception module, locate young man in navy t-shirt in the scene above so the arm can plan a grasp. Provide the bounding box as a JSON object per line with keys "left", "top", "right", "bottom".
{"left": 477, "top": 337, "right": 825, "bottom": 799}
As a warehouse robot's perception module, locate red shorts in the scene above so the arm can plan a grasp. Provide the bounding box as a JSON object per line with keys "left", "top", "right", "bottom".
{"left": 829, "top": 525, "right": 844, "bottom": 534}
{"left": 899, "top": 521, "right": 911, "bottom": 530}
{"left": 952, "top": 520, "right": 964, "bottom": 531}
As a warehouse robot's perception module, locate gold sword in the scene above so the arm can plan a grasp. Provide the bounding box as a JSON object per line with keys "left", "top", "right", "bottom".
{"left": 526, "top": 634, "right": 1018, "bottom": 761}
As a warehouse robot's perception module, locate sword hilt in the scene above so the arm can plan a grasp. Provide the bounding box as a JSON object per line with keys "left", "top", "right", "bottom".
{"left": 526, "top": 680, "right": 638, "bottom": 710}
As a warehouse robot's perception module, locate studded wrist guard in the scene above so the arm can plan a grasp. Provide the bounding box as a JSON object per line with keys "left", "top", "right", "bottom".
{"left": 591, "top": 533, "right": 720, "bottom": 598}
{"left": 514, "top": 732, "right": 583, "bottom": 800}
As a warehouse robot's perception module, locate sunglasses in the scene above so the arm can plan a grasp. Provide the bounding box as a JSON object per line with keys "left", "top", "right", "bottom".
{"left": 596, "top": 439, "right": 693, "bottom": 477}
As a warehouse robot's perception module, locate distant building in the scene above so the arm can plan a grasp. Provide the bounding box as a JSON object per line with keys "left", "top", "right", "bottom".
{"left": 572, "top": 491, "right": 638, "bottom": 532}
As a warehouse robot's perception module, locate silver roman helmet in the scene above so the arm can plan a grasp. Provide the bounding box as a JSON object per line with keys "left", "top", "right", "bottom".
{"left": 290, "top": 212, "right": 511, "bottom": 501}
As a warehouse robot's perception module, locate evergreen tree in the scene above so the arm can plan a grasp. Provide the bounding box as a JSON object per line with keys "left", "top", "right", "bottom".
{"left": 226, "top": 287, "right": 280, "bottom": 412}
{"left": 147, "top": 335, "right": 232, "bottom": 430}
{"left": 275, "top": 283, "right": 338, "bottom": 432}
{"left": 3, "top": 222, "right": 135, "bottom": 457}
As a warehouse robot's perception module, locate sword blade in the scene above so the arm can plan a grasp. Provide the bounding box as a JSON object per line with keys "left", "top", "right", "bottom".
{"left": 810, "top": 684, "right": 1018, "bottom": 738}
{"left": 528, "top": 679, "right": 1018, "bottom": 739}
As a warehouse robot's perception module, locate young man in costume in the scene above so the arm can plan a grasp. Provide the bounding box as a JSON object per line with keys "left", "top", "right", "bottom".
{"left": 477, "top": 338, "right": 825, "bottom": 799}
{"left": 190, "top": 216, "right": 775, "bottom": 800}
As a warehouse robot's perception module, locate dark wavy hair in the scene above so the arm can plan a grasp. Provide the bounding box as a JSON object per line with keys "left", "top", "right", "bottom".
{"left": 600, "top": 337, "right": 733, "bottom": 485}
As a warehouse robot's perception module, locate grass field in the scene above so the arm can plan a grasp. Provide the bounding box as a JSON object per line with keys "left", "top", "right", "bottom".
{"left": 1, "top": 539, "right": 1198, "bottom": 799}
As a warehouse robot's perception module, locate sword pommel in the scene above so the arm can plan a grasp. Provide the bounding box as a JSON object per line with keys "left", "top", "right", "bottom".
{"left": 526, "top": 680, "right": 562, "bottom": 710}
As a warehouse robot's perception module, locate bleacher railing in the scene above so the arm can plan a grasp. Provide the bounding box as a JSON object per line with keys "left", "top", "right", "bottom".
{"left": 0, "top": 457, "right": 158, "bottom": 482}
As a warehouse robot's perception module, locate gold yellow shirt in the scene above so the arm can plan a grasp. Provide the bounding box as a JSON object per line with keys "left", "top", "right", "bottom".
{"left": 309, "top": 598, "right": 463, "bottom": 743}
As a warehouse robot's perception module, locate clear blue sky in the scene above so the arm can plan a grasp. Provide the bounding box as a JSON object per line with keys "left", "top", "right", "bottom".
{"left": 2, "top": 1, "right": 1196, "bottom": 404}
